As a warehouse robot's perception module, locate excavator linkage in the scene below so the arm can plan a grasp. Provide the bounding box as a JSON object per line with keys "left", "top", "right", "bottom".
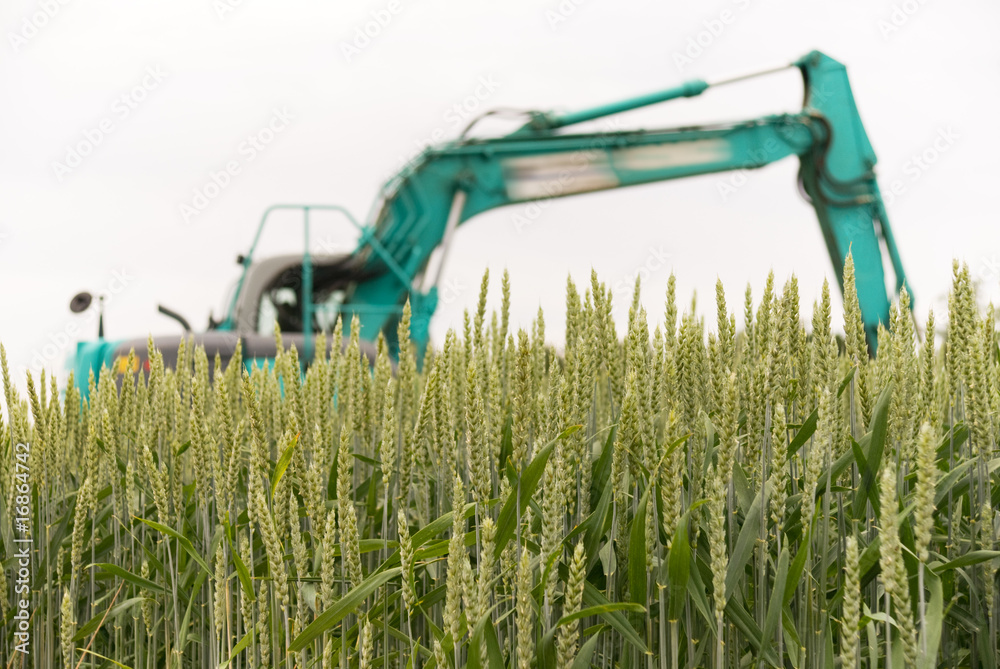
{"left": 345, "top": 50, "right": 904, "bottom": 353}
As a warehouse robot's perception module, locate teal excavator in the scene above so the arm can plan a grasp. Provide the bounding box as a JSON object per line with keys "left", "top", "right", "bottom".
{"left": 69, "top": 50, "right": 907, "bottom": 390}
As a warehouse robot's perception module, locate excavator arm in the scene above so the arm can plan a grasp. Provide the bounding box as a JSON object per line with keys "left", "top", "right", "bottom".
{"left": 202, "top": 52, "right": 894, "bottom": 363}
{"left": 343, "top": 51, "right": 905, "bottom": 354}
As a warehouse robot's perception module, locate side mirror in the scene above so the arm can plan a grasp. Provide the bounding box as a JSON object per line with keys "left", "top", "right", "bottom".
{"left": 69, "top": 291, "right": 93, "bottom": 313}
{"left": 70, "top": 291, "right": 105, "bottom": 338}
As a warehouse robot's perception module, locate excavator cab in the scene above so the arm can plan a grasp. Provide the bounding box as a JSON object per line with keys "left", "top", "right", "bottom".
{"left": 68, "top": 206, "right": 384, "bottom": 393}
{"left": 216, "top": 254, "right": 369, "bottom": 337}
{"left": 210, "top": 204, "right": 400, "bottom": 360}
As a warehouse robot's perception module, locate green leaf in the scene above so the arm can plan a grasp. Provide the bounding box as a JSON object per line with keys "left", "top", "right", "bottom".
{"left": 598, "top": 540, "right": 616, "bottom": 581}
{"left": 837, "top": 365, "right": 857, "bottom": 398}
{"left": 582, "top": 582, "right": 647, "bottom": 653}
{"left": 572, "top": 628, "right": 605, "bottom": 669}
{"left": 270, "top": 431, "right": 300, "bottom": 499}
{"left": 858, "top": 537, "right": 882, "bottom": 589}
{"left": 721, "top": 598, "right": 780, "bottom": 667}
{"left": 352, "top": 452, "right": 379, "bottom": 467}
{"left": 933, "top": 458, "right": 993, "bottom": 506}
{"left": 74, "top": 648, "right": 134, "bottom": 669}
{"left": 559, "top": 424, "right": 583, "bottom": 440}
{"left": 851, "top": 437, "right": 868, "bottom": 474}
{"left": 784, "top": 526, "right": 810, "bottom": 606}
{"left": 852, "top": 383, "right": 892, "bottom": 520}
{"left": 732, "top": 462, "right": 753, "bottom": 515}
{"left": 935, "top": 550, "right": 1000, "bottom": 572}
{"left": 485, "top": 619, "right": 505, "bottom": 669}
{"left": 726, "top": 480, "right": 769, "bottom": 602}
{"left": 88, "top": 563, "right": 163, "bottom": 594}
{"left": 412, "top": 502, "right": 475, "bottom": 550}
{"left": 935, "top": 423, "right": 968, "bottom": 459}
{"left": 134, "top": 516, "right": 213, "bottom": 576}
{"left": 816, "top": 437, "right": 862, "bottom": 498}
{"left": 289, "top": 567, "right": 401, "bottom": 652}
{"left": 224, "top": 520, "right": 255, "bottom": 602}
{"left": 584, "top": 467, "right": 614, "bottom": 575}
{"left": 853, "top": 434, "right": 882, "bottom": 516}
{"left": 919, "top": 568, "right": 943, "bottom": 669}
{"left": 468, "top": 600, "right": 505, "bottom": 669}
{"left": 686, "top": 556, "right": 716, "bottom": 629}
{"left": 866, "top": 610, "right": 879, "bottom": 669}
{"left": 628, "top": 486, "right": 651, "bottom": 607}
{"left": 93, "top": 437, "right": 128, "bottom": 476}
{"left": 590, "top": 426, "right": 617, "bottom": 512}
{"left": 724, "top": 598, "right": 763, "bottom": 652}
{"left": 114, "top": 517, "right": 165, "bottom": 575}
{"left": 759, "top": 545, "right": 789, "bottom": 664}
{"left": 788, "top": 408, "right": 819, "bottom": 457}
{"left": 557, "top": 602, "right": 645, "bottom": 627}
{"left": 538, "top": 604, "right": 640, "bottom": 669}
{"left": 494, "top": 439, "right": 555, "bottom": 561}
{"left": 782, "top": 608, "right": 802, "bottom": 667}
{"left": 219, "top": 631, "right": 253, "bottom": 669}
{"left": 180, "top": 564, "right": 210, "bottom": 649}
{"left": 72, "top": 597, "right": 144, "bottom": 642}
{"left": 667, "top": 505, "right": 693, "bottom": 621}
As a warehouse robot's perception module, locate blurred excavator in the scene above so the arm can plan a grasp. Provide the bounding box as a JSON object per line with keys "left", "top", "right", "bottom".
{"left": 69, "top": 50, "right": 907, "bottom": 392}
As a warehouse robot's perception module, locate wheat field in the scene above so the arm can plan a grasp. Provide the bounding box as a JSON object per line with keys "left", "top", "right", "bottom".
{"left": 1, "top": 255, "right": 998, "bottom": 669}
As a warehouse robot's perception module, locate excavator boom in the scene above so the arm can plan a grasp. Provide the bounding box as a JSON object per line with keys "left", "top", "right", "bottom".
{"left": 341, "top": 50, "right": 904, "bottom": 353}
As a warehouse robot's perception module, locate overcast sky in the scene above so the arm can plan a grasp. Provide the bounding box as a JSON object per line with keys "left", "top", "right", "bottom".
{"left": 2, "top": 0, "right": 998, "bottom": 394}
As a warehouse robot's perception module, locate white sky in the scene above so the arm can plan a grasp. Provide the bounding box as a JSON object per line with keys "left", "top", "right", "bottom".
{"left": 2, "top": 0, "right": 998, "bottom": 395}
